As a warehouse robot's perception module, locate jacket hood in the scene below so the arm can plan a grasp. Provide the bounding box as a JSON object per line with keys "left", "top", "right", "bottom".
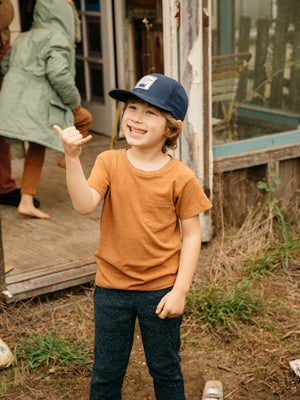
{"left": 33, "top": 0, "right": 75, "bottom": 43}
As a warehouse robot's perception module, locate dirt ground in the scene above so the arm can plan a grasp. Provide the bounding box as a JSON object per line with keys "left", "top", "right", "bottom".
{"left": 0, "top": 136, "right": 299, "bottom": 399}
{"left": 1, "top": 231, "right": 300, "bottom": 400}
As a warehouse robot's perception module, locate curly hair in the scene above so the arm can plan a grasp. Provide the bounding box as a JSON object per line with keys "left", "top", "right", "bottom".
{"left": 123, "top": 98, "right": 183, "bottom": 153}
{"left": 161, "top": 111, "right": 182, "bottom": 153}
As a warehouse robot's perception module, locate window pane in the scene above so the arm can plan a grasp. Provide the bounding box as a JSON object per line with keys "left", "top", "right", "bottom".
{"left": 89, "top": 63, "right": 104, "bottom": 102}
{"left": 85, "top": 0, "right": 100, "bottom": 12}
{"left": 86, "top": 16, "right": 102, "bottom": 58}
{"left": 212, "top": 0, "right": 300, "bottom": 146}
{"left": 74, "top": 0, "right": 81, "bottom": 11}
{"left": 75, "top": 59, "right": 86, "bottom": 100}
{"left": 76, "top": 40, "right": 83, "bottom": 56}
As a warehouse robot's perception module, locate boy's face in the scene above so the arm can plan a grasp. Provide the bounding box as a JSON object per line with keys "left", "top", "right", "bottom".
{"left": 122, "top": 100, "right": 167, "bottom": 151}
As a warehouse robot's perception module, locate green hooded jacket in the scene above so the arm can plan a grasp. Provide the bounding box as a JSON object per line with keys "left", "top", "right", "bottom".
{"left": 0, "top": 0, "right": 81, "bottom": 153}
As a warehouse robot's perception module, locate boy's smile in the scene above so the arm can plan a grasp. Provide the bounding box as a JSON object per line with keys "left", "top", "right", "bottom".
{"left": 128, "top": 125, "right": 147, "bottom": 137}
{"left": 122, "top": 100, "right": 167, "bottom": 150}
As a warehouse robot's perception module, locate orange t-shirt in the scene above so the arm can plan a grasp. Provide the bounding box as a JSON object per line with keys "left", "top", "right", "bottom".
{"left": 87, "top": 149, "right": 212, "bottom": 290}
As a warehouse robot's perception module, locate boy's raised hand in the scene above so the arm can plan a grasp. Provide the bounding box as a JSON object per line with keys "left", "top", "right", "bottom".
{"left": 53, "top": 125, "right": 92, "bottom": 158}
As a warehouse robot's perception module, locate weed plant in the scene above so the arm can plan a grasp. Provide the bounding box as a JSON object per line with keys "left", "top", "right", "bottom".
{"left": 185, "top": 282, "right": 266, "bottom": 332}
{"left": 15, "top": 330, "right": 92, "bottom": 371}
{"left": 188, "top": 180, "right": 299, "bottom": 335}
{"left": 247, "top": 180, "right": 300, "bottom": 278}
{"left": 245, "top": 251, "right": 279, "bottom": 280}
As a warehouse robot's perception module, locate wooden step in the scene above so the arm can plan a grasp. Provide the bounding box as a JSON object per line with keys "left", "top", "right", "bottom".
{"left": 3, "top": 259, "right": 97, "bottom": 303}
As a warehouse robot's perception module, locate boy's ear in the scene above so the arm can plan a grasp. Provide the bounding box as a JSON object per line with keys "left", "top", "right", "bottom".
{"left": 177, "top": 120, "right": 183, "bottom": 131}
{"left": 167, "top": 120, "right": 183, "bottom": 137}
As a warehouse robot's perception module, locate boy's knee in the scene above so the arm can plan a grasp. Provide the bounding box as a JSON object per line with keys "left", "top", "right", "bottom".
{"left": 147, "top": 356, "right": 182, "bottom": 381}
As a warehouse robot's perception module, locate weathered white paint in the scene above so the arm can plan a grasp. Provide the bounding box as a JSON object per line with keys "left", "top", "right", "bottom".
{"left": 127, "top": 21, "right": 138, "bottom": 90}
{"left": 186, "top": 25, "right": 203, "bottom": 179}
{"left": 162, "top": 0, "right": 181, "bottom": 160}
{"left": 163, "top": 0, "right": 213, "bottom": 241}
{"left": 114, "top": 0, "right": 128, "bottom": 91}
{"left": 162, "top": 0, "right": 179, "bottom": 80}
{"left": 80, "top": 1, "right": 116, "bottom": 136}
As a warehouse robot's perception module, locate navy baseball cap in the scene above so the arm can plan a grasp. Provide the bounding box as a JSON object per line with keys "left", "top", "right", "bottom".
{"left": 109, "top": 74, "right": 188, "bottom": 121}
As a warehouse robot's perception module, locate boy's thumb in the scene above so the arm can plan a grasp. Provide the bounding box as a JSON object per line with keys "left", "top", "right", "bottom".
{"left": 155, "top": 299, "right": 164, "bottom": 315}
{"left": 53, "top": 125, "right": 62, "bottom": 137}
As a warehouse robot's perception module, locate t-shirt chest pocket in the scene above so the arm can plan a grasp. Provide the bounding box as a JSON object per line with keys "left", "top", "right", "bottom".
{"left": 144, "top": 201, "right": 177, "bottom": 232}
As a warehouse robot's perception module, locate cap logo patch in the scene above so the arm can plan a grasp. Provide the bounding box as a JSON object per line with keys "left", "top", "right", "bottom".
{"left": 135, "top": 75, "right": 158, "bottom": 91}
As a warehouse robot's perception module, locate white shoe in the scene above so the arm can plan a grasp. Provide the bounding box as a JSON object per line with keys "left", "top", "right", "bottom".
{"left": 202, "top": 380, "right": 223, "bottom": 400}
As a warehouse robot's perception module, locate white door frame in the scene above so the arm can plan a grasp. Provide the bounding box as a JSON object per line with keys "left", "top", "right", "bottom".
{"left": 79, "top": 0, "right": 116, "bottom": 136}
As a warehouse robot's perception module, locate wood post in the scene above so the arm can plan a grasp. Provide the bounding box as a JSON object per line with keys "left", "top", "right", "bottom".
{"left": 269, "top": 1, "right": 288, "bottom": 109}
{"left": 266, "top": 161, "right": 280, "bottom": 184}
{"left": 202, "top": 3, "right": 211, "bottom": 202}
{"left": 288, "top": 21, "right": 300, "bottom": 112}
{"left": 253, "top": 18, "right": 269, "bottom": 104}
{"left": 236, "top": 16, "right": 251, "bottom": 102}
{"left": 180, "top": 0, "right": 212, "bottom": 241}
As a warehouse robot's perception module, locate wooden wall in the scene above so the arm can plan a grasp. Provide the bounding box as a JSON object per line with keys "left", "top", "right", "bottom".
{"left": 213, "top": 151, "right": 300, "bottom": 226}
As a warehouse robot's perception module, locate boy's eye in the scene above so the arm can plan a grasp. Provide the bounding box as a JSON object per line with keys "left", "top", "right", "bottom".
{"left": 147, "top": 109, "right": 156, "bottom": 115}
{"left": 128, "top": 105, "right": 137, "bottom": 110}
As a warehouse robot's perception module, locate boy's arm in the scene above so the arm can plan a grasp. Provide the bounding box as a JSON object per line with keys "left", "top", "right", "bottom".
{"left": 156, "top": 214, "right": 201, "bottom": 319}
{"left": 54, "top": 125, "right": 101, "bottom": 214}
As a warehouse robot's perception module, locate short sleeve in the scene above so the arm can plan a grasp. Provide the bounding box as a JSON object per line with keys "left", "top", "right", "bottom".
{"left": 175, "top": 176, "right": 212, "bottom": 220}
{"left": 87, "top": 153, "right": 111, "bottom": 197}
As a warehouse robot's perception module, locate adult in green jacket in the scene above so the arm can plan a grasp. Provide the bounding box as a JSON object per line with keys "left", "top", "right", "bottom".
{"left": 0, "top": 0, "right": 81, "bottom": 219}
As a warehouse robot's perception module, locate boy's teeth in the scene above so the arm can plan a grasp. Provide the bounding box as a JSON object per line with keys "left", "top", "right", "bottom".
{"left": 131, "top": 127, "right": 145, "bottom": 134}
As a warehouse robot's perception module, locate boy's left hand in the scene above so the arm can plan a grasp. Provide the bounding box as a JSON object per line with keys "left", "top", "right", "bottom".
{"left": 155, "top": 288, "right": 186, "bottom": 319}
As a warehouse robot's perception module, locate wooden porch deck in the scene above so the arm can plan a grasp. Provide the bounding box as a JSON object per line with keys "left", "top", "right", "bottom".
{"left": 0, "top": 134, "right": 126, "bottom": 302}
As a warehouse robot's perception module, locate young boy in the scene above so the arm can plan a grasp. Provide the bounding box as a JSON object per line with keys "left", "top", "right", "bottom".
{"left": 54, "top": 73, "right": 212, "bottom": 400}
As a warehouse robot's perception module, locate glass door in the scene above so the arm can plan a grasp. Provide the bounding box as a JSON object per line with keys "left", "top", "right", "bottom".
{"left": 74, "top": 0, "right": 116, "bottom": 135}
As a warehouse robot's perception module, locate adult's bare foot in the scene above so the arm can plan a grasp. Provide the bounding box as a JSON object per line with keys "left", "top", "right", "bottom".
{"left": 18, "top": 194, "right": 51, "bottom": 219}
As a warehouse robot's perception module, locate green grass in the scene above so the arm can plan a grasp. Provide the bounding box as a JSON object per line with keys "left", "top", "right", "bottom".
{"left": 245, "top": 250, "right": 280, "bottom": 279}
{"left": 185, "top": 282, "right": 266, "bottom": 332}
{"left": 186, "top": 181, "right": 299, "bottom": 335}
{"left": 256, "top": 179, "right": 300, "bottom": 276}
{"left": 15, "top": 330, "right": 92, "bottom": 371}
{"left": 0, "top": 379, "right": 7, "bottom": 397}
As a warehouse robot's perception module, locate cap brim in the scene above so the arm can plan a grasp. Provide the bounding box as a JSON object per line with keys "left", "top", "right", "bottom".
{"left": 109, "top": 89, "right": 174, "bottom": 117}
{"left": 108, "top": 89, "right": 136, "bottom": 103}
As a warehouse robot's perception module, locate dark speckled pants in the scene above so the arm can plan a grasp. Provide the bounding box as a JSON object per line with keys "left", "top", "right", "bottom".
{"left": 89, "top": 286, "right": 185, "bottom": 400}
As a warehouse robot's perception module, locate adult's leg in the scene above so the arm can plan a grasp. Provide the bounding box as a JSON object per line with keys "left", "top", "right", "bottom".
{"left": 90, "top": 286, "right": 136, "bottom": 400}
{"left": 137, "top": 288, "right": 186, "bottom": 400}
{"left": 0, "top": 138, "right": 22, "bottom": 207}
{"left": 0, "top": 138, "right": 40, "bottom": 207}
{"left": 21, "top": 142, "right": 45, "bottom": 195}
{"left": 18, "top": 142, "right": 49, "bottom": 219}
{"left": 0, "top": 41, "right": 18, "bottom": 203}
{"left": 73, "top": 105, "right": 92, "bottom": 138}
{"left": 0, "top": 138, "right": 17, "bottom": 194}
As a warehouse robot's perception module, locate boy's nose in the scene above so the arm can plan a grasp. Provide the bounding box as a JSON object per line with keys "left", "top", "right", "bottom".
{"left": 133, "top": 106, "right": 146, "bottom": 121}
{"left": 132, "top": 112, "right": 143, "bottom": 123}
